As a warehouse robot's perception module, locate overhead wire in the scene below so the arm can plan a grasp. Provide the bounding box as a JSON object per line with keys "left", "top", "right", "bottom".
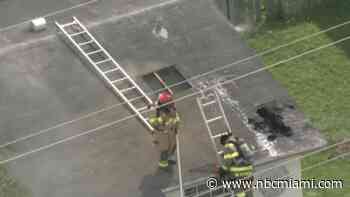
{"left": 0, "top": 33, "right": 350, "bottom": 165}
{"left": 0, "top": 0, "right": 99, "bottom": 33}
{"left": 175, "top": 139, "right": 350, "bottom": 197}
{"left": 1, "top": 1, "right": 349, "bottom": 195}
{"left": 192, "top": 138, "right": 350, "bottom": 197}
{"left": 2, "top": 17, "right": 350, "bottom": 149}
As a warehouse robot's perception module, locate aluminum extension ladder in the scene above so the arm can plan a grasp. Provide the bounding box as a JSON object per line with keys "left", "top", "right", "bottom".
{"left": 55, "top": 17, "right": 154, "bottom": 131}
{"left": 197, "top": 90, "right": 232, "bottom": 165}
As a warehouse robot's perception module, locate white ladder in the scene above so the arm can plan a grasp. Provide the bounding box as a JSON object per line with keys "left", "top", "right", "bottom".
{"left": 55, "top": 17, "right": 154, "bottom": 131}
{"left": 197, "top": 90, "right": 232, "bottom": 165}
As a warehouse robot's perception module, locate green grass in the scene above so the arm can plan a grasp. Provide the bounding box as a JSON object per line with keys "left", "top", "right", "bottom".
{"left": 0, "top": 149, "right": 30, "bottom": 196}
{"left": 246, "top": 1, "right": 350, "bottom": 196}
{"left": 0, "top": 166, "right": 29, "bottom": 197}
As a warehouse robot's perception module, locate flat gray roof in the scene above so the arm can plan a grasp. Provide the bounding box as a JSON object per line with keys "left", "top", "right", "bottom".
{"left": 0, "top": 0, "right": 326, "bottom": 196}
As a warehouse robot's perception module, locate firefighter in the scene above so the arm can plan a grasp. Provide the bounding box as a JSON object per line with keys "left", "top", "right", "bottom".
{"left": 232, "top": 137, "right": 254, "bottom": 162}
{"left": 149, "top": 109, "right": 180, "bottom": 169}
{"left": 156, "top": 91, "right": 176, "bottom": 117}
{"left": 220, "top": 133, "right": 254, "bottom": 163}
{"left": 219, "top": 133, "right": 240, "bottom": 178}
{"left": 229, "top": 158, "right": 254, "bottom": 197}
{"left": 219, "top": 133, "right": 254, "bottom": 197}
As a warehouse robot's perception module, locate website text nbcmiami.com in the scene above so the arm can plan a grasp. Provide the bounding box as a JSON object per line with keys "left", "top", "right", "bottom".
{"left": 206, "top": 177, "right": 344, "bottom": 190}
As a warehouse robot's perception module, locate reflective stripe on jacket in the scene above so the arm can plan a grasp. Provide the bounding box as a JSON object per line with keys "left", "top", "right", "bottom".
{"left": 150, "top": 113, "right": 180, "bottom": 152}
{"left": 236, "top": 192, "right": 246, "bottom": 197}
{"left": 149, "top": 113, "right": 180, "bottom": 131}
{"left": 149, "top": 113, "right": 180, "bottom": 124}
{"left": 222, "top": 142, "right": 239, "bottom": 170}
{"left": 230, "top": 165, "right": 253, "bottom": 177}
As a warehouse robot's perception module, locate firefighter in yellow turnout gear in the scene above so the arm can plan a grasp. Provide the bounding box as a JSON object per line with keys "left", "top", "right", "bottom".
{"left": 149, "top": 110, "right": 180, "bottom": 168}
{"left": 220, "top": 133, "right": 254, "bottom": 197}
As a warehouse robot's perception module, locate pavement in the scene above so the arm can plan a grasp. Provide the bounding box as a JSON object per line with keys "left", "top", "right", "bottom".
{"left": 0, "top": 0, "right": 326, "bottom": 197}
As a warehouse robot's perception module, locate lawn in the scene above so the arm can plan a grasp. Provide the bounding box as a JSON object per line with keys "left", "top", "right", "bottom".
{"left": 246, "top": 1, "right": 350, "bottom": 196}
{"left": 0, "top": 166, "right": 29, "bottom": 197}
{"left": 0, "top": 149, "right": 30, "bottom": 197}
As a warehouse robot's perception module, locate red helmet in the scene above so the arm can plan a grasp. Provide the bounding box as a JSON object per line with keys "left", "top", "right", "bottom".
{"left": 158, "top": 91, "right": 172, "bottom": 103}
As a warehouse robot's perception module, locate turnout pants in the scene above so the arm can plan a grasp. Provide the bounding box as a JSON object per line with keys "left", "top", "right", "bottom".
{"left": 153, "top": 129, "right": 177, "bottom": 168}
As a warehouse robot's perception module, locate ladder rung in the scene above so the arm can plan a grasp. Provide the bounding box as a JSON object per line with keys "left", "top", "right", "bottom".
{"left": 207, "top": 116, "right": 222, "bottom": 123}
{"left": 212, "top": 133, "right": 229, "bottom": 139}
{"left": 78, "top": 40, "right": 94, "bottom": 46}
{"left": 87, "top": 49, "right": 103, "bottom": 55}
{"left": 111, "top": 77, "right": 128, "bottom": 83}
{"left": 129, "top": 96, "right": 142, "bottom": 102}
{"left": 120, "top": 86, "right": 136, "bottom": 93}
{"left": 95, "top": 59, "right": 111, "bottom": 65}
{"left": 57, "top": 17, "right": 154, "bottom": 131}
{"left": 137, "top": 106, "right": 147, "bottom": 112}
{"left": 61, "top": 21, "right": 77, "bottom": 28}
{"left": 69, "top": 31, "right": 86, "bottom": 37}
{"left": 202, "top": 100, "right": 216, "bottom": 107}
{"left": 103, "top": 68, "right": 119, "bottom": 74}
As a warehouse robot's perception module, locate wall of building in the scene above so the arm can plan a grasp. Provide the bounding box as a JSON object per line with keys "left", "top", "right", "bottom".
{"left": 253, "top": 157, "right": 303, "bottom": 197}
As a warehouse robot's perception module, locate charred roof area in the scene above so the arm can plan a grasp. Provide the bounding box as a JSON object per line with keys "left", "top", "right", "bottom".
{"left": 250, "top": 100, "right": 296, "bottom": 141}
{"left": 0, "top": 0, "right": 328, "bottom": 196}
{"left": 202, "top": 80, "right": 327, "bottom": 165}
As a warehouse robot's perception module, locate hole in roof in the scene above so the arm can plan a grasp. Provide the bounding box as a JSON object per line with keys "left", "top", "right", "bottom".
{"left": 142, "top": 65, "right": 191, "bottom": 95}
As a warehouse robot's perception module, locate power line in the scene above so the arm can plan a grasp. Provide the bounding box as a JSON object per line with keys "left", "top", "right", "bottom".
{"left": 250, "top": 141, "right": 350, "bottom": 192}
{"left": 1, "top": 33, "right": 350, "bottom": 165}
{"left": 2, "top": 17, "right": 350, "bottom": 149}
{"left": 0, "top": 103, "right": 125, "bottom": 149}
{"left": 1, "top": 2, "right": 348, "bottom": 194}
{"left": 195, "top": 139, "right": 350, "bottom": 197}
{"left": 0, "top": 0, "right": 185, "bottom": 149}
{"left": 254, "top": 140, "right": 349, "bottom": 179}
{"left": 0, "top": 0, "right": 99, "bottom": 33}
{"left": 301, "top": 150, "right": 350, "bottom": 173}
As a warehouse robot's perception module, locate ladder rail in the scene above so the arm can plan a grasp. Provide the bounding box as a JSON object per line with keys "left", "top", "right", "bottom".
{"left": 197, "top": 96, "right": 222, "bottom": 164}
{"left": 197, "top": 90, "right": 233, "bottom": 166}
{"left": 55, "top": 19, "right": 154, "bottom": 131}
{"left": 176, "top": 135, "right": 185, "bottom": 197}
{"left": 152, "top": 70, "right": 183, "bottom": 196}
{"left": 214, "top": 91, "right": 232, "bottom": 134}
{"left": 72, "top": 17, "right": 153, "bottom": 106}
